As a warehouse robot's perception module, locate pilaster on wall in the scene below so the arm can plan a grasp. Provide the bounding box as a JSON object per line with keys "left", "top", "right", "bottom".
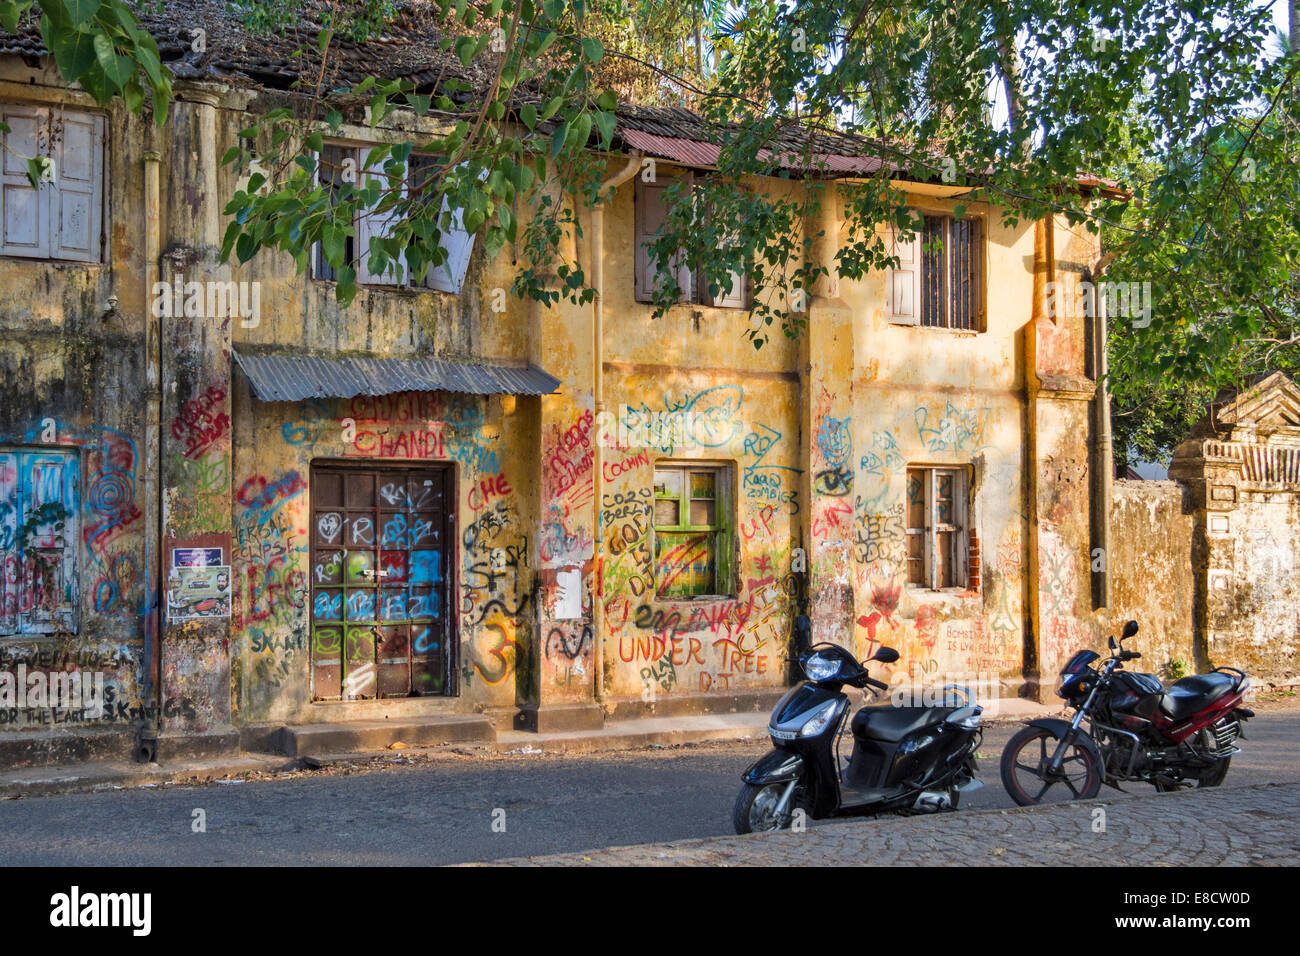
{"left": 1168, "top": 444, "right": 1239, "bottom": 675}
{"left": 1022, "top": 217, "right": 1099, "bottom": 697}
{"left": 518, "top": 199, "right": 601, "bottom": 732}
{"left": 157, "top": 86, "right": 236, "bottom": 755}
{"left": 802, "top": 189, "right": 856, "bottom": 646}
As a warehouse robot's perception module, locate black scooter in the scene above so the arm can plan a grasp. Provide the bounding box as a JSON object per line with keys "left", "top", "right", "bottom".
{"left": 733, "top": 642, "right": 985, "bottom": 833}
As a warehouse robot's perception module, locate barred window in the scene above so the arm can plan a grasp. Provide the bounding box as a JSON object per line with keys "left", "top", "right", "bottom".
{"left": 889, "top": 212, "right": 985, "bottom": 331}
{"left": 905, "top": 466, "right": 971, "bottom": 590}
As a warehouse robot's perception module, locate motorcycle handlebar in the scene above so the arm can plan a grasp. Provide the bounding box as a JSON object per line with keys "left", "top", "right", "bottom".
{"left": 862, "top": 676, "right": 889, "bottom": 691}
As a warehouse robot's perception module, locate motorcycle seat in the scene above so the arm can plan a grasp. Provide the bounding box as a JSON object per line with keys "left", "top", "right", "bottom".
{"left": 1160, "top": 673, "right": 1236, "bottom": 722}
{"left": 852, "top": 705, "right": 955, "bottom": 743}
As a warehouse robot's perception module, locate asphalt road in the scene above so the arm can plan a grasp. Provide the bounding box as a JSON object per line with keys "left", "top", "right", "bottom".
{"left": 0, "top": 704, "right": 1295, "bottom": 866}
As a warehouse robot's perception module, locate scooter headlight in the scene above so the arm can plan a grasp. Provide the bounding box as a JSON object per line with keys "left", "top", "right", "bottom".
{"left": 798, "top": 700, "right": 840, "bottom": 737}
{"left": 802, "top": 652, "right": 842, "bottom": 682}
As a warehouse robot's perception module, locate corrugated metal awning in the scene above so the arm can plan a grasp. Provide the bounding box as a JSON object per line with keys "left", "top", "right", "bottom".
{"left": 232, "top": 350, "right": 562, "bottom": 402}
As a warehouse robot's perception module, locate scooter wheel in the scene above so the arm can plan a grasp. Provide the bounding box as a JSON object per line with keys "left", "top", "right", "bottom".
{"left": 733, "top": 782, "right": 795, "bottom": 835}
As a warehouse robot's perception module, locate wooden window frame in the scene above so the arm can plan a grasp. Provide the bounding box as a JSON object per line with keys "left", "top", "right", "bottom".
{"left": 651, "top": 461, "right": 735, "bottom": 599}
{"left": 889, "top": 210, "right": 985, "bottom": 331}
{"left": 311, "top": 143, "right": 476, "bottom": 292}
{"left": 905, "top": 465, "right": 971, "bottom": 591}
{"left": 635, "top": 170, "right": 750, "bottom": 309}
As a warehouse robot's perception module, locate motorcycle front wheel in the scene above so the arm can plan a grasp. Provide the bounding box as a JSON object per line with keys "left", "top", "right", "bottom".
{"left": 732, "top": 781, "right": 795, "bottom": 835}
{"left": 1000, "top": 726, "right": 1103, "bottom": 806}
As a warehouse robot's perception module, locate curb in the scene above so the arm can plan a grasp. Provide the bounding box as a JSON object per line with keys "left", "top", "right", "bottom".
{"left": 0, "top": 754, "right": 291, "bottom": 800}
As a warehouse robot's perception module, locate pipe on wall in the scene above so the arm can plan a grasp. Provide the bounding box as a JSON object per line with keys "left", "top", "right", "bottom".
{"left": 1091, "top": 272, "right": 1113, "bottom": 611}
{"left": 589, "top": 149, "right": 643, "bottom": 703}
{"left": 139, "top": 129, "right": 163, "bottom": 760}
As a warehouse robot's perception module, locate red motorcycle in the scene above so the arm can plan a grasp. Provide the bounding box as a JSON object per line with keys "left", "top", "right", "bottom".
{"left": 1001, "top": 620, "right": 1253, "bottom": 804}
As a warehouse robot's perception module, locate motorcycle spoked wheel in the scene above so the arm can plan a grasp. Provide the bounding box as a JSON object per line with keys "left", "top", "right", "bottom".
{"left": 1000, "top": 726, "right": 1103, "bottom": 806}
{"left": 1153, "top": 728, "right": 1232, "bottom": 792}
{"left": 732, "top": 781, "right": 804, "bottom": 834}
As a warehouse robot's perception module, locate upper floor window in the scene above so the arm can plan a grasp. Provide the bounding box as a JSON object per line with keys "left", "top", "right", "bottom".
{"left": 0, "top": 448, "right": 79, "bottom": 635}
{"left": 905, "top": 466, "right": 972, "bottom": 591}
{"left": 0, "top": 105, "right": 104, "bottom": 263}
{"left": 889, "top": 212, "right": 984, "bottom": 331}
{"left": 312, "top": 144, "right": 476, "bottom": 293}
{"left": 635, "top": 170, "right": 749, "bottom": 309}
{"left": 652, "top": 463, "right": 734, "bottom": 598}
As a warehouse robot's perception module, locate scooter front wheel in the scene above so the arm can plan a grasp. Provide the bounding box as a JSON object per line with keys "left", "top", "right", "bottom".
{"left": 733, "top": 781, "right": 795, "bottom": 835}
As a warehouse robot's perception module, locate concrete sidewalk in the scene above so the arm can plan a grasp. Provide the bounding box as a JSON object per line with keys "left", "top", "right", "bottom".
{"left": 0, "top": 697, "right": 1059, "bottom": 799}
{"left": 478, "top": 781, "right": 1300, "bottom": 867}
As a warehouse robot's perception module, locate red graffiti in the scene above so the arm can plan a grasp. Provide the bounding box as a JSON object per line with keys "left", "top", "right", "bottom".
{"left": 468, "top": 472, "right": 513, "bottom": 511}
{"left": 349, "top": 424, "right": 447, "bottom": 460}
{"left": 171, "top": 386, "right": 229, "bottom": 459}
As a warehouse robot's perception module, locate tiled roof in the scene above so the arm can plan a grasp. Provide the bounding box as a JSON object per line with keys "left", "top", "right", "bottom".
{"left": 0, "top": 0, "right": 487, "bottom": 95}
{"left": 0, "top": 2, "right": 1124, "bottom": 191}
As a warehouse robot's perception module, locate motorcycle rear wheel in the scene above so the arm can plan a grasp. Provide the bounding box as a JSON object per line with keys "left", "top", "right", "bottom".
{"left": 733, "top": 781, "right": 795, "bottom": 835}
{"left": 1000, "top": 726, "right": 1103, "bottom": 806}
{"left": 1155, "top": 729, "right": 1231, "bottom": 792}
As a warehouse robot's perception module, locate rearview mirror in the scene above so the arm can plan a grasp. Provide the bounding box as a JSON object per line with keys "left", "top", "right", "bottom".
{"left": 1122, "top": 620, "right": 1139, "bottom": 639}
{"left": 870, "top": 646, "right": 900, "bottom": 664}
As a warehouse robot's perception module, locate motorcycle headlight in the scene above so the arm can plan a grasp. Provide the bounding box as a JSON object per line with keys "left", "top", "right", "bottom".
{"left": 802, "top": 652, "right": 842, "bottom": 682}
{"left": 798, "top": 700, "right": 840, "bottom": 737}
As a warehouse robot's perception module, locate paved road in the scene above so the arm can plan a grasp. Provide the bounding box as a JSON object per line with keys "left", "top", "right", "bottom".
{"left": 490, "top": 781, "right": 1300, "bottom": 867}
{"left": 0, "top": 706, "right": 1295, "bottom": 865}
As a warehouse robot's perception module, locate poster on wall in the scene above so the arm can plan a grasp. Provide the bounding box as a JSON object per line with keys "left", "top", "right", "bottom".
{"left": 167, "top": 543, "right": 232, "bottom": 622}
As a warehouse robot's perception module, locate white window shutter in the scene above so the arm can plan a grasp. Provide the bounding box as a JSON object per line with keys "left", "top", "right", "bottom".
{"left": 702, "top": 268, "right": 748, "bottom": 309}
{"left": 888, "top": 215, "right": 921, "bottom": 325}
{"left": 424, "top": 196, "right": 476, "bottom": 294}
{"left": 51, "top": 111, "right": 104, "bottom": 262}
{"left": 356, "top": 148, "right": 404, "bottom": 285}
{"left": 1, "top": 104, "right": 49, "bottom": 258}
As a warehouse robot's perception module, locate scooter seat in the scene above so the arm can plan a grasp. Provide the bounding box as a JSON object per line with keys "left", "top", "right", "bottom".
{"left": 1161, "top": 673, "right": 1235, "bottom": 722}
{"left": 852, "top": 705, "right": 954, "bottom": 743}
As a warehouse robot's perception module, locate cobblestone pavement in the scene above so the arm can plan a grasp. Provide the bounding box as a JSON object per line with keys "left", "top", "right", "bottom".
{"left": 482, "top": 781, "right": 1300, "bottom": 866}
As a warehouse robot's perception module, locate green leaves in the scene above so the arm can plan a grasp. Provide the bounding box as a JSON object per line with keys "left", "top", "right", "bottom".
{"left": 580, "top": 37, "right": 603, "bottom": 65}
{"left": 35, "top": 0, "right": 172, "bottom": 124}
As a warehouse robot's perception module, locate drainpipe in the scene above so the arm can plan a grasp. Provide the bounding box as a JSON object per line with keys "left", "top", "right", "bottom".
{"left": 138, "top": 133, "right": 164, "bottom": 761}
{"left": 1021, "top": 216, "right": 1049, "bottom": 702}
{"left": 589, "top": 149, "right": 643, "bottom": 703}
{"left": 1091, "top": 270, "right": 1113, "bottom": 610}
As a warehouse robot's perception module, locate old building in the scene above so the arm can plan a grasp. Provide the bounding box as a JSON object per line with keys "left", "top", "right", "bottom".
{"left": 0, "top": 4, "right": 1191, "bottom": 765}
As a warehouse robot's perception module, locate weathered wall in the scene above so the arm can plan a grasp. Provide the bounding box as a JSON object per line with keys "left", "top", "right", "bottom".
{"left": 1107, "top": 480, "right": 1198, "bottom": 675}
{"left": 1171, "top": 403, "right": 1300, "bottom": 686}
{"left": 839, "top": 190, "right": 1041, "bottom": 696}
{"left": 1, "top": 60, "right": 1144, "bottom": 753}
{"left": 1225, "top": 488, "right": 1300, "bottom": 683}
{"left": 591, "top": 173, "right": 803, "bottom": 703}
{"left": 0, "top": 63, "right": 153, "bottom": 741}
